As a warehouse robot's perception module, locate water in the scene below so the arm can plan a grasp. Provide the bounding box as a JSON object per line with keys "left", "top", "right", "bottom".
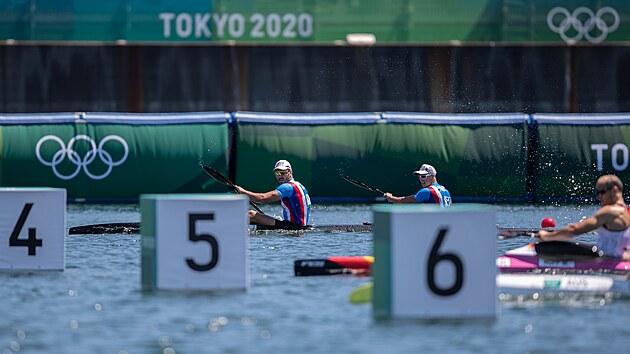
{"left": 2, "top": 203, "right": 628, "bottom": 353}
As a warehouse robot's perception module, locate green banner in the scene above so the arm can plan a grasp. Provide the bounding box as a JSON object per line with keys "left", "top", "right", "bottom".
{"left": 234, "top": 112, "right": 529, "bottom": 201}
{"left": 534, "top": 114, "right": 630, "bottom": 201}
{"left": 234, "top": 113, "right": 382, "bottom": 199}
{"left": 0, "top": 1, "right": 627, "bottom": 44}
{"left": 0, "top": 113, "right": 230, "bottom": 200}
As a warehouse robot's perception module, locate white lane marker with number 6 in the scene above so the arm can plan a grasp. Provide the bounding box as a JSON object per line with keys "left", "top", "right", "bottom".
{"left": 372, "top": 204, "right": 497, "bottom": 319}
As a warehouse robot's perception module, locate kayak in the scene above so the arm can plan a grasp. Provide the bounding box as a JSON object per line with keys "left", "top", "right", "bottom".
{"left": 496, "top": 240, "right": 630, "bottom": 296}
{"left": 497, "top": 273, "right": 630, "bottom": 295}
{"left": 68, "top": 222, "right": 140, "bottom": 235}
{"left": 294, "top": 241, "right": 629, "bottom": 278}
{"left": 294, "top": 256, "right": 373, "bottom": 276}
{"left": 346, "top": 241, "right": 630, "bottom": 302}
{"left": 70, "top": 221, "right": 537, "bottom": 238}
{"left": 350, "top": 271, "right": 630, "bottom": 304}
{"left": 496, "top": 241, "right": 630, "bottom": 274}
{"left": 68, "top": 222, "right": 373, "bottom": 235}
{"left": 252, "top": 223, "right": 372, "bottom": 233}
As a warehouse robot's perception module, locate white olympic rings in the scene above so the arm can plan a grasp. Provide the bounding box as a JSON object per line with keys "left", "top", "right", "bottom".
{"left": 35, "top": 135, "right": 129, "bottom": 180}
{"left": 547, "top": 7, "right": 620, "bottom": 44}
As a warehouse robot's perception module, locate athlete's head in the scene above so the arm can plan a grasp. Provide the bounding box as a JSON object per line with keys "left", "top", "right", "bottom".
{"left": 273, "top": 159, "right": 293, "bottom": 184}
{"left": 595, "top": 174, "right": 623, "bottom": 205}
{"left": 413, "top": 163, "right": 436, "bottom": 188}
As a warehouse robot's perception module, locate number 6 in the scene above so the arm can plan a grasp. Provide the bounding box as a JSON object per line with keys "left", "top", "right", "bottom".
{"left": 427, "top": 227, "right": 464, "bottom": 296}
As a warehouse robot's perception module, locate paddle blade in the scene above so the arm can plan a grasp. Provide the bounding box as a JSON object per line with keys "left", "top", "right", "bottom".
{"left": 349, "top": 282, "right": 373, "bottom": 304}
{"left": 202, "top": 166, "right": 234, "bottom": 187}
{"left": 535, "top": 241, "right": 603, "bottom": 259}
{"left": 68, "top": 222, "right": 140, "bottom": 235}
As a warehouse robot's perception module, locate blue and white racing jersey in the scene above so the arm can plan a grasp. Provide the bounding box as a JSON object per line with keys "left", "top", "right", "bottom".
{"left": 275, "top": 179, "right": 311, "bottom": 225}
{"left": 414, "top": 182, "right": 452, "bottom": 208}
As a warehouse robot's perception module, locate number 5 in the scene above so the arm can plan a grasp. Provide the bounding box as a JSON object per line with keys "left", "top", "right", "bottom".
{"left": 186, "top": 213, "right": 219, "bottom": 271}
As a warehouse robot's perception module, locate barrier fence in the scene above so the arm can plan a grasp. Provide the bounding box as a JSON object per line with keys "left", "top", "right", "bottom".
{"left": 1, "top": 111, "right": 627, "bottom": 203}
{"left": 0, "top": 112, "right": 230, "bottom": 201}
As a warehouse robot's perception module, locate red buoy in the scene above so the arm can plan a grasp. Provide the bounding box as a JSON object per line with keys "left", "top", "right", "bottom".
{"left": 541, "top": 217, "right": 556, "bottom": 229}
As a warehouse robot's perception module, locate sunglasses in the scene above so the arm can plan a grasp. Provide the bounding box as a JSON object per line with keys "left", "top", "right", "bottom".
{"left": 418, "top": 174, "right": 432, "bottom": 180}
{"left": 595, "top": 187, "right": 611, "bottom": 195}
{"left": 274, "top": 170, "right": 289, "bottom": 176}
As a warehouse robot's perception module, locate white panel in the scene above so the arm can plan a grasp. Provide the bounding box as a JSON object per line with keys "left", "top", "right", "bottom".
{"left": 149, "top": 194, "right": 249, "bottom": 290}
{"left": 0, "top": 188, "right": 66, "bottom": 270}
{"left": 388, "top": 208, "right": 496, "bottom": 318}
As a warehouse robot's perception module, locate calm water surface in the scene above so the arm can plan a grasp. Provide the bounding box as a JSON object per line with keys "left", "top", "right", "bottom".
{"left": 1, "top": 203, "right": 628, "bottom": 353}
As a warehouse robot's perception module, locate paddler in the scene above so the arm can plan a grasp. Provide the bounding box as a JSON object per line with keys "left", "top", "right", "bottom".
{"left": 234, "top": 159, "right": 311, "bottom": 229}
{"left": 538, "top": 174, "right": 630, "bottom": 260}
{"left": 383, "top": 163, "right": 452, "bottom": 207}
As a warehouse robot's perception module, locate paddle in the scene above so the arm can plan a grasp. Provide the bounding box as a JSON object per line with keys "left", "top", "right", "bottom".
{"left": 535, "top": 240, "right": 603, "bottom": 259}
{"left": 340, "top": 173, "right": 385, "bottom": 195}
{"left": 202, "top": 166, "right": 265, "bottom": 214}
{"left": 496, "top": 228, "right": 539, "bottom": 239}
{"left": 68, "top": 222, "right": 140, "bottom": 235}
{"left": 360, "top": 222, "right": 540, "bottom": 239}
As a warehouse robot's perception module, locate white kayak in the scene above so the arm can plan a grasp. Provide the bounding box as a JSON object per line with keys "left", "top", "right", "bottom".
{"left": 497, "top": 273, "right": 630, "bottom": 295}
{"left": 349, "top": 273, "right": 630, "bottom": 304}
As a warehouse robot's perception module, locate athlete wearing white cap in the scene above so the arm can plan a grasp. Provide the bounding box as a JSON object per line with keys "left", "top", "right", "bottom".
{"left": 383, "top": 163, "right": 452, "bottom": 207}
{"left": 234, "top": 159, "right": 311, "bottom": 228}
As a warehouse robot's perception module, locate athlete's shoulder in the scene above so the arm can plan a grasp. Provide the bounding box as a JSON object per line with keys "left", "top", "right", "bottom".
{"left": 436, "top": 183, "right": 450, "bottom": 191}
{"left": 601, "top": 203, "right": 627, "bottom": 213}
{"left": 292, "top": 179, "right": 309, "bottom": 190}
{"left": 416, "top": 187, "right": 430, "bottom": 195}
{"left": 276, "top": 182, "right": 292, "bottom": 192}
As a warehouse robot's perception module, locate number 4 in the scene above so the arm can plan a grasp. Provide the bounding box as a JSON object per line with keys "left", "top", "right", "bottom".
{"left": 9, "top": 203, "right": 43, "bottom": 256}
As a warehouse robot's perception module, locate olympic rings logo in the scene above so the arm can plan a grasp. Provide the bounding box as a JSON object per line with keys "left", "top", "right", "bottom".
{"left": 547, "top": 7, "right": 620, "bottom": 44}
{"left": 35, "top": 135, "right": 129, "bottom": 180}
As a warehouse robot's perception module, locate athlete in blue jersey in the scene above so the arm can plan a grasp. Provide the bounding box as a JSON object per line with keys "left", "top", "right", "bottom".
{"left": 384, "top": 164, "right": 452, "bottom": 207}
{"left": 235, "top": 159, "right": 311, "bottom": 228}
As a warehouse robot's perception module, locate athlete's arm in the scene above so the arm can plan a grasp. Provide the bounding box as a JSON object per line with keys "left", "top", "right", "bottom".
{"left": 413, "top": 188, "right": 431, "bottom": 204}
{"left": 538, "top": 206, "right": 615, "bottom": 241}
{"left": 234, "top": 185, "right": 281, "bottom": 204}
{"left": 384, "top": 193, "right": 417, "bottom": 204}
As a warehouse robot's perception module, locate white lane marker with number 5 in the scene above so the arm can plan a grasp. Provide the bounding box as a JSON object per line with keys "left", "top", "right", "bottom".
{"left": 0, "top": 188, "right": 66, "bottom": 270}
{"left": 140, "top": 194, "right": 249, "bottom": 291}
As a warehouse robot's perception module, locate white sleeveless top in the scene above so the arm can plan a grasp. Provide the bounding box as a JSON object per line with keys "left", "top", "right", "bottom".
{"left": 596, "top": 226, "right": 630, "bottom": 258}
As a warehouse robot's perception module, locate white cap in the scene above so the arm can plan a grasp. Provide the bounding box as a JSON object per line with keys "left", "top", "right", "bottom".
{"left": 273, "top": 159, "right": 292, "bottom": 171}
{"left": 413, "top": 164, "right": 437, "bottom": 176}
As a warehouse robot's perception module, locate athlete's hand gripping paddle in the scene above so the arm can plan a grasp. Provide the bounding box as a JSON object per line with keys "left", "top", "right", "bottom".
{"left": 202, "top": 165, "right": 265, "bottom": 214}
